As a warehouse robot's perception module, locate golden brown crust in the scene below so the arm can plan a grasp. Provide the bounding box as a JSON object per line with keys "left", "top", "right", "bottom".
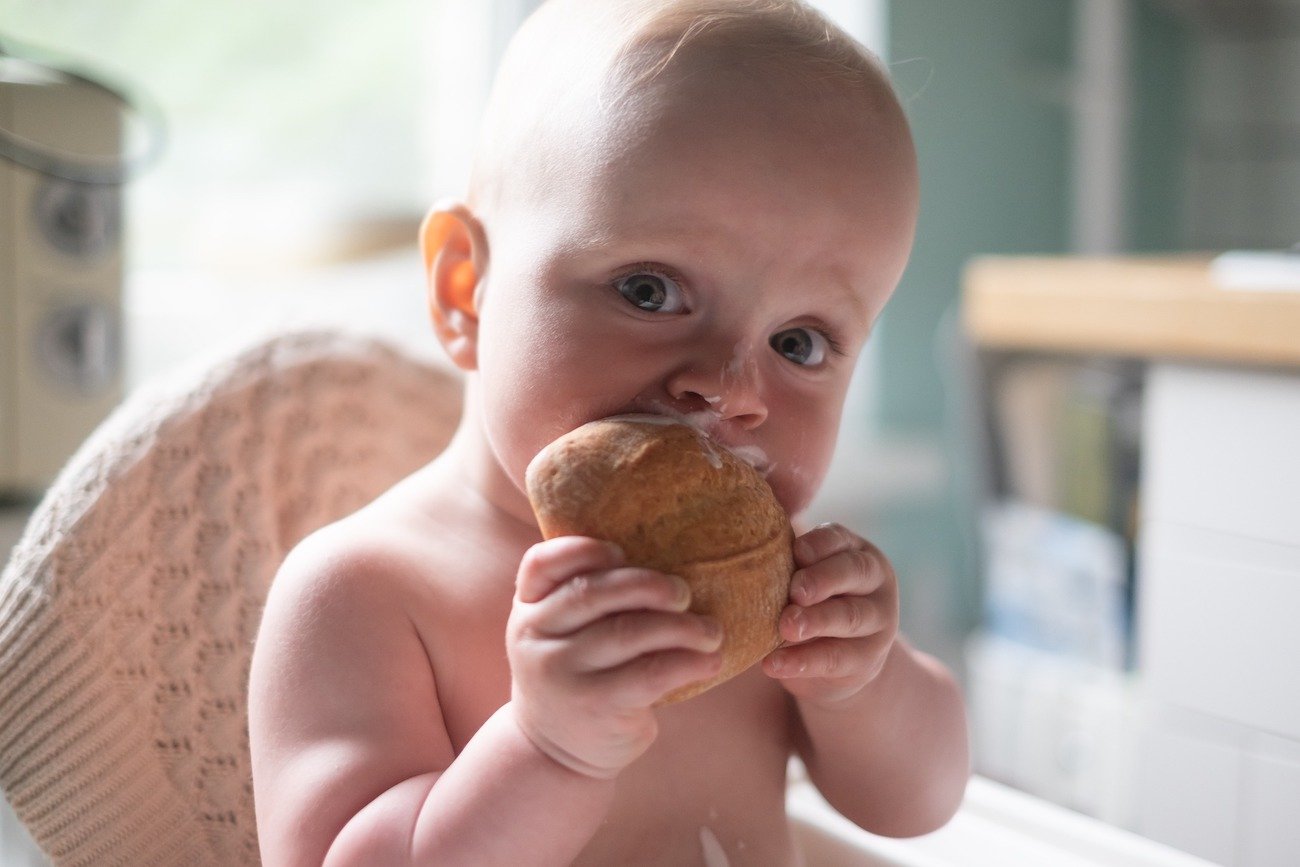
{"left": 525, "top": 416, "right": 794, "bottom": 704}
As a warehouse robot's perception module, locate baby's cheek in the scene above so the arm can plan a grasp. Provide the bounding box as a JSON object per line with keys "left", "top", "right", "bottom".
{"left": 769, "top": 450, "right": 829, "bottom": 518}
{"left": 768, "top": 415, "right": 839, "bottom": 516}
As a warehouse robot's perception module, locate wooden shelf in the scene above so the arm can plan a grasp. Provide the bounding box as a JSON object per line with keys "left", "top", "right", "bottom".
{"left": 963, "top": 255, "right": 1300, "bottom": 368}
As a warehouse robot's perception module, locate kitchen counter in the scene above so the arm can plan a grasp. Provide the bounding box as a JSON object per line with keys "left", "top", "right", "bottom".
{"left": 963, "top": 255, "right": 1300, "bottom": 367}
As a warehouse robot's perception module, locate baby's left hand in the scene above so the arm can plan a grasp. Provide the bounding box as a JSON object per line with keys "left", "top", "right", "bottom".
{"left": 762, "top": 523, "right": 899, "bottom": 707}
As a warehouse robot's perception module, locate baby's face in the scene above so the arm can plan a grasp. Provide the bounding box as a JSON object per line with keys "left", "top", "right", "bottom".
{"left": 473, "top": 62, "right": 917, "bottom": 518}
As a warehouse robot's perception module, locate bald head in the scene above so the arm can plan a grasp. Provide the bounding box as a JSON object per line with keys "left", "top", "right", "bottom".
{"left": 467, "top": 0, "right": 912, "bottom": 221}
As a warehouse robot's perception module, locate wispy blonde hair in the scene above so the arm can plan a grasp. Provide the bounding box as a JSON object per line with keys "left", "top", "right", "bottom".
{"left": 608, "top": 0, "right": 888, "bottom": 95}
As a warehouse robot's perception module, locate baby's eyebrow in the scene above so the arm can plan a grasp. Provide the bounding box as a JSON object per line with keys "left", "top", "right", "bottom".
{"left": 789, "top": 267, "right": 869, "bottom": 328}
{"left": 557, "top": 230, "right": 659, "bottom": 269}
{"left": 829, "top": 278, "right": 870, "bottom": 324}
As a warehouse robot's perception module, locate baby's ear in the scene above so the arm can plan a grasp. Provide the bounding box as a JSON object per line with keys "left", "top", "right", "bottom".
{"left": 420, "top": 201, "right": 488, "bottom": 371}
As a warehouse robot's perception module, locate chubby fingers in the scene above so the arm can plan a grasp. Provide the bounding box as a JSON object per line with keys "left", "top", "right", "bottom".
{"left": 512, "top": 536, "right": 724, "bottom": 705}
{"left": 780, "top": 524, "right": 897, "bottom": 643}
{"left": 571, "top": 610, "right": 723, "bottom": 669}
{"left": 531, "top": 566, "right": 694, "bottom": 636}
{"left": 780, "top": 594, "right": 892, "bottom": 644}
{"left": 523, "top": 562, "right": 723, "bottom": 667}
{"left": 516, "top": 536, "right": 625, "bottom": 603}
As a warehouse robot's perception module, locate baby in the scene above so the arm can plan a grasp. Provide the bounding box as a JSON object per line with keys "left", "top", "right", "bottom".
{"left": 249, "top": 1, "right": 970, "bottom": 864}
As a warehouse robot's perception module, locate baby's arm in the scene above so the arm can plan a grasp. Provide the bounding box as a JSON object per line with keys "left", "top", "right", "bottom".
{"left": 765, "top": 524, "right": 970, "bottom": 837}
{"left": 249, "top": 531, "right": 719, "bottom": 866}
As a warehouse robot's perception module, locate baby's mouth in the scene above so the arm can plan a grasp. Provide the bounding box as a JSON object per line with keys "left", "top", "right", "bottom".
{"left": 724, "top": 443, "right": 773, "bottom": 476}
{"left": 609, "top": 405, "right": 775, "bottom": 477}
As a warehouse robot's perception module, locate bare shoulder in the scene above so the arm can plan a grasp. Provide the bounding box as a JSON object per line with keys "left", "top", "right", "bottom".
{"left": 249, "top": 495, "right": 455, "bottom": 866}
{"left": 265, "top": 497, "right": 434, "bottom": 627}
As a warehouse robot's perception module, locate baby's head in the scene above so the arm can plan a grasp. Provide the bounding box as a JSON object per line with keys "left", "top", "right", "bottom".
{"left": 465, "top": 0, "right": 908, "bottom": 217}
{"left": 422, "top": 0, "right": 917, "bottom": 519}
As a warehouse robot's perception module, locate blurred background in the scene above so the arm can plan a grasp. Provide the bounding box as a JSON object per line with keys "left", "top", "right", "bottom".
{"left": 2, "top": 0, "right": 1298, "bottom": 864}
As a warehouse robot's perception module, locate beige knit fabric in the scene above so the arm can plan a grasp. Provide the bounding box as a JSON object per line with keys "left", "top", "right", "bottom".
{"left": 0, "top": 329, "right": 462, "bottom": 866}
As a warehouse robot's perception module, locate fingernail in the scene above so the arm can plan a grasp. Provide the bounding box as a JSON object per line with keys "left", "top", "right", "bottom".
{"left": 672, "top": 576, "right": 692, "bottom": 610}
{"left": 606, "top": 541, "right": 625, "bottom": 562}
{"left": 788, "top": 607, "right": 806, "bottom": 641}
{"left": 794, "top": 539, "right": 814, "bottom": 564}
{"left": 704, "top": 618, "right": 724, "bottom": 645}
{"left": 791, "top": 577, "right": 811, "bottom": 605}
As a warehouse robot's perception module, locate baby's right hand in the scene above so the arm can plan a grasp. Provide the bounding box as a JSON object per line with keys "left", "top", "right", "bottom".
{"left": 505, "top": 536, "right": 724, "bottom": 779}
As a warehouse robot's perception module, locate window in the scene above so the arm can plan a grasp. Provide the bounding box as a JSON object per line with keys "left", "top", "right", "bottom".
{"left": 4, "top": 0, "right": 433, "bottom": 269}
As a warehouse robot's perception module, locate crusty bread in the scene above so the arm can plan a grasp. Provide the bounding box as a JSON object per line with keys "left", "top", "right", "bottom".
{"left": 525, "top": 415, "right": 794, "bottom": 704}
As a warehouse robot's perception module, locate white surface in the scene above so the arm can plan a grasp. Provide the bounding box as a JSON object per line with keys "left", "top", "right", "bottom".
{"left": 1135, "top": 360, "right": 1300, "bottom": 865}
{"left": 1242, "top": 736, "right": 1300, "bottom": 867}
{"left": 1142, "top": 363, "right": 1300, "bottom": 549}
{"left": 789, "top": 773, "right": 1217, "bottom": 867}
{"left": 1135, "top": 708, "right": 1244, "bottom": 866}
{"left": 1133, "top": 705, "right": 1300, "bottom": 867}
{"left": 966, "top": 633, "right": 1139, "bottom": 826}
{"left": 807, "top": 0, "right": 888, "bottom": 57}
{"left": 1140, "top": 523, "right": 1300, "bottom": 739}
{"left": 1211, "top": 251, "right": 1300, "bottom": 292}
{"left": 0, "top": 797, "right": 46, "bottom": 867}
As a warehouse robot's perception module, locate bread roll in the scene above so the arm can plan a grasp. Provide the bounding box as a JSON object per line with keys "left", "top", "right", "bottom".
{"left": 525, "top": 415, "right": 794, "bottom": 704}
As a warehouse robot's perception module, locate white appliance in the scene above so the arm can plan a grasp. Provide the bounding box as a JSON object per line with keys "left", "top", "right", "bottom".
{"left": 0, "top": 45, "right": 155, "bottom": 495}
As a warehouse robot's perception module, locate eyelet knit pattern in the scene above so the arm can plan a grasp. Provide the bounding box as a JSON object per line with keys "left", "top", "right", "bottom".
{"left": 0, "top": 329, "right": 462, "bottom": 865}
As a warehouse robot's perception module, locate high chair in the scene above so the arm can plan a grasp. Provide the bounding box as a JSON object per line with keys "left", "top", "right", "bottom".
{"left": 0, "top": 329, "right": 461, "bottom": 866}
{"left": 3, "top": 327, "right": 1221, "bottom": 867}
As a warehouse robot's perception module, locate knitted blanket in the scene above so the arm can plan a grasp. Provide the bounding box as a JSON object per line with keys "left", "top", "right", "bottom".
{"left": 0, "top": 329, "right": 461, "bottom": 865}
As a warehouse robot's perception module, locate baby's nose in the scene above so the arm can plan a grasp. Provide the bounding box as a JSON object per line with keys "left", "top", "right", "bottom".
{"left": 665, "top": 343, "right": 768, "bottom": 429}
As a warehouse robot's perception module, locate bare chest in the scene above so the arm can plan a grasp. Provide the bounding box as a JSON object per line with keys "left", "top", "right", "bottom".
{"left": 577, "top": 669, "right": 800, "bottom": 865}
{"left": 393, "top": 493, "right": 799, "bottom": 864}
{"left": 422, "top": 597, "right": 799, "bottom": 865}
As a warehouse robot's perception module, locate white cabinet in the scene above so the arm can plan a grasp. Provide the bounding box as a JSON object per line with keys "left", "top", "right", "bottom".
{"left": 1135, "top": 708, "right": 1244, "bottom": 867}
{"left": 1142, "top": 364, "right": 1300, "bottom": 549}
{"left": 1140, "top": 524, "right": 1300, "bottom": 738}
{"left": 1135, "top": 362, "right": 1300, "bottom": 866}
{"left": 1242, "top": 736, "right": 1300, "bottom": 867}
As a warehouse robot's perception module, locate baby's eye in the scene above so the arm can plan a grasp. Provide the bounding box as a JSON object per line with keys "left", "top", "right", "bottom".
{"left": 615, "top": 271, "right": 686, "bottom": 314}
{"left": 770, "top": 327, "right": 828, "bottom": 366}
